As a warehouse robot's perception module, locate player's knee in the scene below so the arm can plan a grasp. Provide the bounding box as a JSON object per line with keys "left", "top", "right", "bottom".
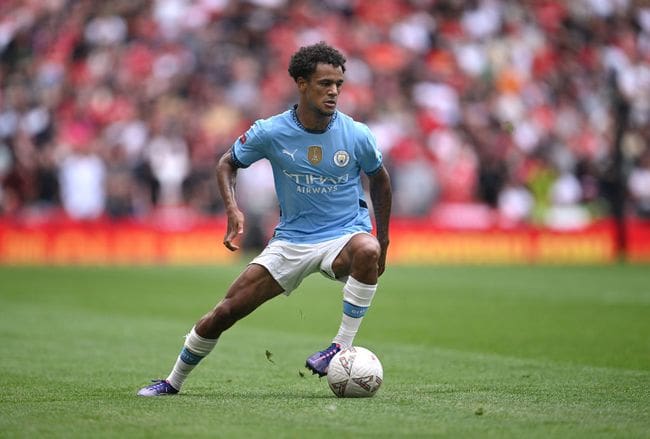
{"left": 211, "top": 298, "right": 242, "bottom": 327}
{"left": 352, "top": 238, "right": 381, "bottom": 265}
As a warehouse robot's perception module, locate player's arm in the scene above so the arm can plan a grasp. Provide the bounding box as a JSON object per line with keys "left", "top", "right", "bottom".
{"left": 367, "top": 165, "right": 392, "bottom": 276}
{"left": 216, "top": 149, "right": 245, "bottom": 251}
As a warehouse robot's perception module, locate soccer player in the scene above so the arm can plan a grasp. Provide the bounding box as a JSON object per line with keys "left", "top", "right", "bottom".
{"left": 137, "top": 42, "right": 392, "bottom": 396}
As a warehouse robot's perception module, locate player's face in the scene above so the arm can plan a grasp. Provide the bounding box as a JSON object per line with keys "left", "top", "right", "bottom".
{"left": 299, "top": 63, "right": 344, "bottom": 117}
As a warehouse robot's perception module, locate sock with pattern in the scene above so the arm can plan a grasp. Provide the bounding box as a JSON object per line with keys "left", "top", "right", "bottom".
{"left": 332, "top": 276, "right": 377, "bottom": 348}
{"left": 166, "top": 326, "right": 218, "bottom": 390}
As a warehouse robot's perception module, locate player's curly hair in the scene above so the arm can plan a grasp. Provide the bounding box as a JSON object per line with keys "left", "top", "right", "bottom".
{"left": 288, "top": 42, "right": 346, "bottom": 82}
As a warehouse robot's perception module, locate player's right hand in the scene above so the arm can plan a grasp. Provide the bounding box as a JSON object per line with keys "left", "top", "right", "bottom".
{"left": 223, "top": 209, "right": 244, "bottom": 251}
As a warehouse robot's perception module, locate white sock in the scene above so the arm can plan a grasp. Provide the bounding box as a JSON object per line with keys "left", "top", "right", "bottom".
{"left": 166, "top": 327, "right": 218, "bottom": 390}
{"left": 332, "top": 276, "right": 377, "bottom": 348}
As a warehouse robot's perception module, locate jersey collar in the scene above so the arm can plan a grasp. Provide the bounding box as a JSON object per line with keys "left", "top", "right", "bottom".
{"left": 291, "top": 104, "right": 337, "bottom": 134}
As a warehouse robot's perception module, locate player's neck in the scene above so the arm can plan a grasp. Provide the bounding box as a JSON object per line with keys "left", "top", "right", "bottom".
{"left": 295, "top": 105, "right": 331, "bottom": 132}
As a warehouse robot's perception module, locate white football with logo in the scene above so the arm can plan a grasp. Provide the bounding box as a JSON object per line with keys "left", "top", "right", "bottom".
{"left": 327, "top": 346, "right": 383, "bottom": 398}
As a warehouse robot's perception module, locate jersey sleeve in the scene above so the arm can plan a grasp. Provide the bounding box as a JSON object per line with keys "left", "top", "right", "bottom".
{"left": 355, "top": 122, "right": 383, "bottom": 175}
{"left": 231, "top": 120, "right": 268, "bottom": 168}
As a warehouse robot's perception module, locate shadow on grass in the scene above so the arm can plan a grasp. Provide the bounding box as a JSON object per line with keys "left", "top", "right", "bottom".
{"left": 178, "top": 389, "right": 335, "bottom": 400}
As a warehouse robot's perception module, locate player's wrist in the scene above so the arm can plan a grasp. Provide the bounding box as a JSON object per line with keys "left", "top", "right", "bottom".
{"left": 225, "top": 205, "right": 241, "bottom": 215}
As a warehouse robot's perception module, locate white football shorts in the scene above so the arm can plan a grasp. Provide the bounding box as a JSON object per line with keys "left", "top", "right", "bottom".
{"left": 250, "top": 231, "right": 370, "bottom": 294}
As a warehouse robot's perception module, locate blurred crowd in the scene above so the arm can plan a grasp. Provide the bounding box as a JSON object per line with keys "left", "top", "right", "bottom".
{"left": 1, "top": 0, "right": 649, "bottom": 231}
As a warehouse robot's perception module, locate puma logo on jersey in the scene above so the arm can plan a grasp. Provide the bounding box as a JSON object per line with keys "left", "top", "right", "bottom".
{"left": 282, "top": 149, "right": 297, "bottom": 161}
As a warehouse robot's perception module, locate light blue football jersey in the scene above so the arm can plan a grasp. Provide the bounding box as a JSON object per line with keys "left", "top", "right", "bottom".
{"left": 231, "top": 106, "right": 383, "bottom": 244}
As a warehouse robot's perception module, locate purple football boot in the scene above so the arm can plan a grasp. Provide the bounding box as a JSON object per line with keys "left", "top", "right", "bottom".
{"left": 305, "top": 343, "right": 341, "bottom": 377}
{"left": 137, "top": 379, "right": 179, "bottom": 396}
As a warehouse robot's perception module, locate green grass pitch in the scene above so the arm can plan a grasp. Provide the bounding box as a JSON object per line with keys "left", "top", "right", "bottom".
{"left": 1, "top": 264, "right": 649, "bottom": 438}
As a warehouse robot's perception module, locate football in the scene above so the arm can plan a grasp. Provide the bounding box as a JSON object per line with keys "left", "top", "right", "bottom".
{"left": 326, "top": 346, "right": 383, "bottom": 398}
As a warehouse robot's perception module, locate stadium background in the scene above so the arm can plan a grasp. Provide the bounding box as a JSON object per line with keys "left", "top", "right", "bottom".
{"left": 1, "top": 0, "right": 649, "bottom": 264}
{"left": 2, "top": 2, "right": 649, "bottom": 437}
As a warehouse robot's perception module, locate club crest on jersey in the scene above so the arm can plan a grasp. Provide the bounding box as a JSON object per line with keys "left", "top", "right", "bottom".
{"left": 308, "top": 146, "right": 322, "bottom": 165}
{"left": 334, "top": 150, "right": 350, "bottom": 167}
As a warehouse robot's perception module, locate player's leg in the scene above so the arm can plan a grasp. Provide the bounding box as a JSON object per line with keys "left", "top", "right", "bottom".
{"left": 138, "top": 264, "right": 284, "bottom": 396}
{"left": 331, "top": 232, "right": 381, "bottom": 284}
{"left": 194, "top": 263, "right": 285, "bottom": 338}
{"left": 306, "top": 233, "right": 380, "bottom": 376}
